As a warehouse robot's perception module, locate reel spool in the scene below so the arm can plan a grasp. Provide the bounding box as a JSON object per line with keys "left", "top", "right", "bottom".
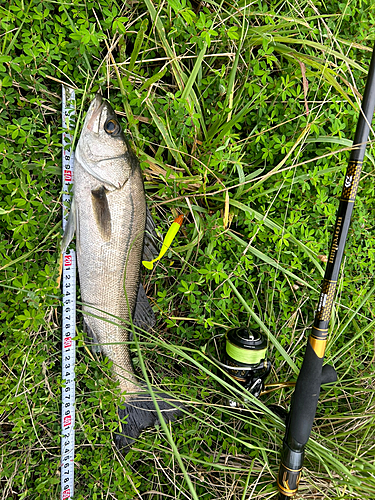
{"left": 207, "top": 327, "right": 271, "bottom": 407}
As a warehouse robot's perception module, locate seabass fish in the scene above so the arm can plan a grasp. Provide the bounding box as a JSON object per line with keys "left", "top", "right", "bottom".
{"left": 62, "top": 95, "right": 181, "bottom": 448}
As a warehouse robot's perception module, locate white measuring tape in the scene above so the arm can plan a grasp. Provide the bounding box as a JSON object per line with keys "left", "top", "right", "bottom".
{"left": 61, "top": 86, "right": 76, "bottom": 500}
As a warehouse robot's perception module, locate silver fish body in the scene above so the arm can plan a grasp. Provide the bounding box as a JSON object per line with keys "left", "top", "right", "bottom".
{"left": 75, "top": 152, "right": 145, "bottom": 396}
{"left": 62, "top": 95, "right": 181, "bottom": 448}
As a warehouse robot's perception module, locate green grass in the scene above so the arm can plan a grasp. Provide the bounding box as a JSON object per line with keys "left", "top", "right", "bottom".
{"left": 1, "top": 0, "right": 375, "bottom": 498}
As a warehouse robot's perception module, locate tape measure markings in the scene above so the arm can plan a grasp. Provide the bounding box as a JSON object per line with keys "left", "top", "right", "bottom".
{"left": 61, "top": 86, "right": 76, "bottom": 500}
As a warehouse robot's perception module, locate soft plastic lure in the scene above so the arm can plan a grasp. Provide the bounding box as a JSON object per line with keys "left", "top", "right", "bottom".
{"left": 142, "top": 214, "right": 184, "bottom": 270}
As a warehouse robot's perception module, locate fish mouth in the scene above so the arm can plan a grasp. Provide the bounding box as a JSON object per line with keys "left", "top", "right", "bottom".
{"left": 86, "top": 94, "right": 106, "bottom": 133}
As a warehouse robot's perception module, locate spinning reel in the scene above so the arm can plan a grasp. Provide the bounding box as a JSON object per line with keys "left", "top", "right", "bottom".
{"left": 207, "top": 327, "right": 272, "bottom": 407}
{"left": 207, "top": 326, "right": 337, "bottom": 413}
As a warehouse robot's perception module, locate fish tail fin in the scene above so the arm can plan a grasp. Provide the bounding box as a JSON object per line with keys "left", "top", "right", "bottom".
{"left": 115, "top": 392, "right": 183, "bottom": 450}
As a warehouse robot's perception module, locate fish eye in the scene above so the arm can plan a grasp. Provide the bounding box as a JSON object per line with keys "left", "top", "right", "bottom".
{"left": 104, "top": 118, "right": 121, "bottom": 135}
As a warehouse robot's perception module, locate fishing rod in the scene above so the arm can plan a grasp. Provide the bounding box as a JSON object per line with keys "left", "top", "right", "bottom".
{"left": 277, "top": 45, "right": 375, "bottom": 498}
{"left": 205, "top": 44, "right": 375, "bottom": 498}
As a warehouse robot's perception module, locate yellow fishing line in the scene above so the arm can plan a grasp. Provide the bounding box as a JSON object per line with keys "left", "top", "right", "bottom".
{"left": 142, "top": 215, "right": 184, "bottom": 270}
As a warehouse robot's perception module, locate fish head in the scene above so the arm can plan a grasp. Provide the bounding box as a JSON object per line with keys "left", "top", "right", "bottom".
{"left": 76, "top": 95, "right": 131, "bottom": 189}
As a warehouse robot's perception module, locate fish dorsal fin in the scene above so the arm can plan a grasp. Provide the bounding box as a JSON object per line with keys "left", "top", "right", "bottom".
{"left": 142, "top": 206, "right": 160, "bottom": 262}
{"left": 61, "top": 197, "right": 76, "bottom": 254}
{"left": 91, "top": 186, "right": 111, "bottom": 241}
{"left": 132, "top": 283, "right": 156, "bottom": 333}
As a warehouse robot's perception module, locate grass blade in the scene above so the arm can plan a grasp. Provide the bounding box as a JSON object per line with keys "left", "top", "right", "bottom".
{"left": 227, "top": 230, "right": 318, "bottom": 292}
{"left": 128, "top": 18, "right": 148, "bottom": 72}
{"left": 181, "top": 41, "right": 207, "bottom": 103}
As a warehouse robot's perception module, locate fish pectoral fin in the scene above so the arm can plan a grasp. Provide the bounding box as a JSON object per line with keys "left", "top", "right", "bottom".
{"left": 131, "top": 283, "right": 156, "bottom": 336}
{"left": 91, "top": 186, "right": 111, "bottom": 241}
{"left": 61, "top": 197, "right": 76, "bottom": 253}
{"left": 142, "top": 206, "right": 161, "bottom": 262}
